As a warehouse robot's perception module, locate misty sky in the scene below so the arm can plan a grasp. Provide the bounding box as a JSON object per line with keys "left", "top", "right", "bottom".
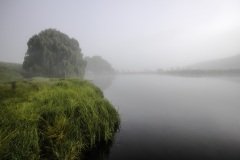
{"left": 1, "top": 0, "right": 240, "bottom": 70}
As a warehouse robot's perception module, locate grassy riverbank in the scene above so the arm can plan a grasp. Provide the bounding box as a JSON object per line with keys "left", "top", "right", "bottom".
{"left": 0, "top": 79, "right": 119, "bottom": 160}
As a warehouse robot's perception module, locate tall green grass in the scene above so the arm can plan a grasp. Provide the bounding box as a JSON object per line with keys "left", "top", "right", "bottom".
{"left": 0, "top": 79, "right": 119, "bottom": 160}
{"left": 0, "top": 62, "right": 23, "bottom": 82}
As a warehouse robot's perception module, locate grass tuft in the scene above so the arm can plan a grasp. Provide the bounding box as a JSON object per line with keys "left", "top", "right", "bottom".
{"left": 0, "top": 79, "right": 119, "bottom": 160}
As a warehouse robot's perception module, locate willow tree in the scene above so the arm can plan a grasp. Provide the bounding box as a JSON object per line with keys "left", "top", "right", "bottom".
{"left": 23, "top": 29, "right": 86, "bottom": 78}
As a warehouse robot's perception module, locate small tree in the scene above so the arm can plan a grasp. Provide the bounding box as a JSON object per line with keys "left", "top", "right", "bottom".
{"left": 23, "top": 29, "right": 86, "bottom": 77}
{"left": 85, "top": 56, "right": 115, "bottom": 74}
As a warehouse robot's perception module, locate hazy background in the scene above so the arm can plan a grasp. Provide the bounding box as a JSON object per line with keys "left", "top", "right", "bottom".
{"left": 1, "top": 0, "right": 240, "bottom": 71}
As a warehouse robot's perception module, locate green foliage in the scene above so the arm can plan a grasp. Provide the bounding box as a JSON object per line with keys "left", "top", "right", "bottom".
{"left": 85, "top": 56, "right": 115, "bottom": 74}
{"left": 23, "top": 29, "right": 86, "bottom": 78}
{"left": 0, "top": 79, "right": 119, "bottom": 160}
{"left": 0, "top": 62, "right": 23, "bottom": 82}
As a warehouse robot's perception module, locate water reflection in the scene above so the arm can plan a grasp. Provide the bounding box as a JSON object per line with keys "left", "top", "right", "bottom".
{"left": 85, "top": 74, "right": 115, "bottom": 90}
{"left": 84, "top": 74, "right": 240, "bottom": 160}
{"left": 223, "top": 77, "right": 240, "bottom": 84}
{"left": 105, "top": 75, "right": 240, "bottom": 160}
{"left": 82, "top": 139, "right": 115, "bottom": 160}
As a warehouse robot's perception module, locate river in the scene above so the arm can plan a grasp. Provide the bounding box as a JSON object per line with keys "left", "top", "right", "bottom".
{"left": 88, "top": 74, "right": 240, "bottom": 160}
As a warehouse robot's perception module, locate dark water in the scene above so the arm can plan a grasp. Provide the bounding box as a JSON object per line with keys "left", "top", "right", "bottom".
{"left": 90, "top": 75, "right": 240, "bottom": 160}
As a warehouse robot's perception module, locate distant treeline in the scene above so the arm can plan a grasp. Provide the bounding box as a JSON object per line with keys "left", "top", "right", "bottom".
{"left": 158, "top": 69, "right": 240, "bottom": 77}
{"left": 117, "top": 70, "right": 156, "bottom": 74}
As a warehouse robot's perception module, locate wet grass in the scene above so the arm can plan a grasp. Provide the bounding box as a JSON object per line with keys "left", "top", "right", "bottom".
{"left": 0, "top": 62, "right": 23, "bottom": 82}
{"left": 0, "top": 79, "right": 120, "bottom": 160}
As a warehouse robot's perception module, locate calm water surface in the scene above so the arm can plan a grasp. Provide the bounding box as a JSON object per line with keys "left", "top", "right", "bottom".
{"left": 90, "top": 75, "right": 240, "bottom": 160}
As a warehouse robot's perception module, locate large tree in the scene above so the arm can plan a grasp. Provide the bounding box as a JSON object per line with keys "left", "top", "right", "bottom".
{"left": 23, "top": 29, "right": 86, "bottom": 77}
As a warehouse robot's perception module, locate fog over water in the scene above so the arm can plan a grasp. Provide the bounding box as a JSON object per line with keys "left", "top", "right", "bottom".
{"left": 89, "top": 75, "right": 240, "bottom": 159}
{"left": 1, "top": 0, "right": 240, "bottom": 70}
